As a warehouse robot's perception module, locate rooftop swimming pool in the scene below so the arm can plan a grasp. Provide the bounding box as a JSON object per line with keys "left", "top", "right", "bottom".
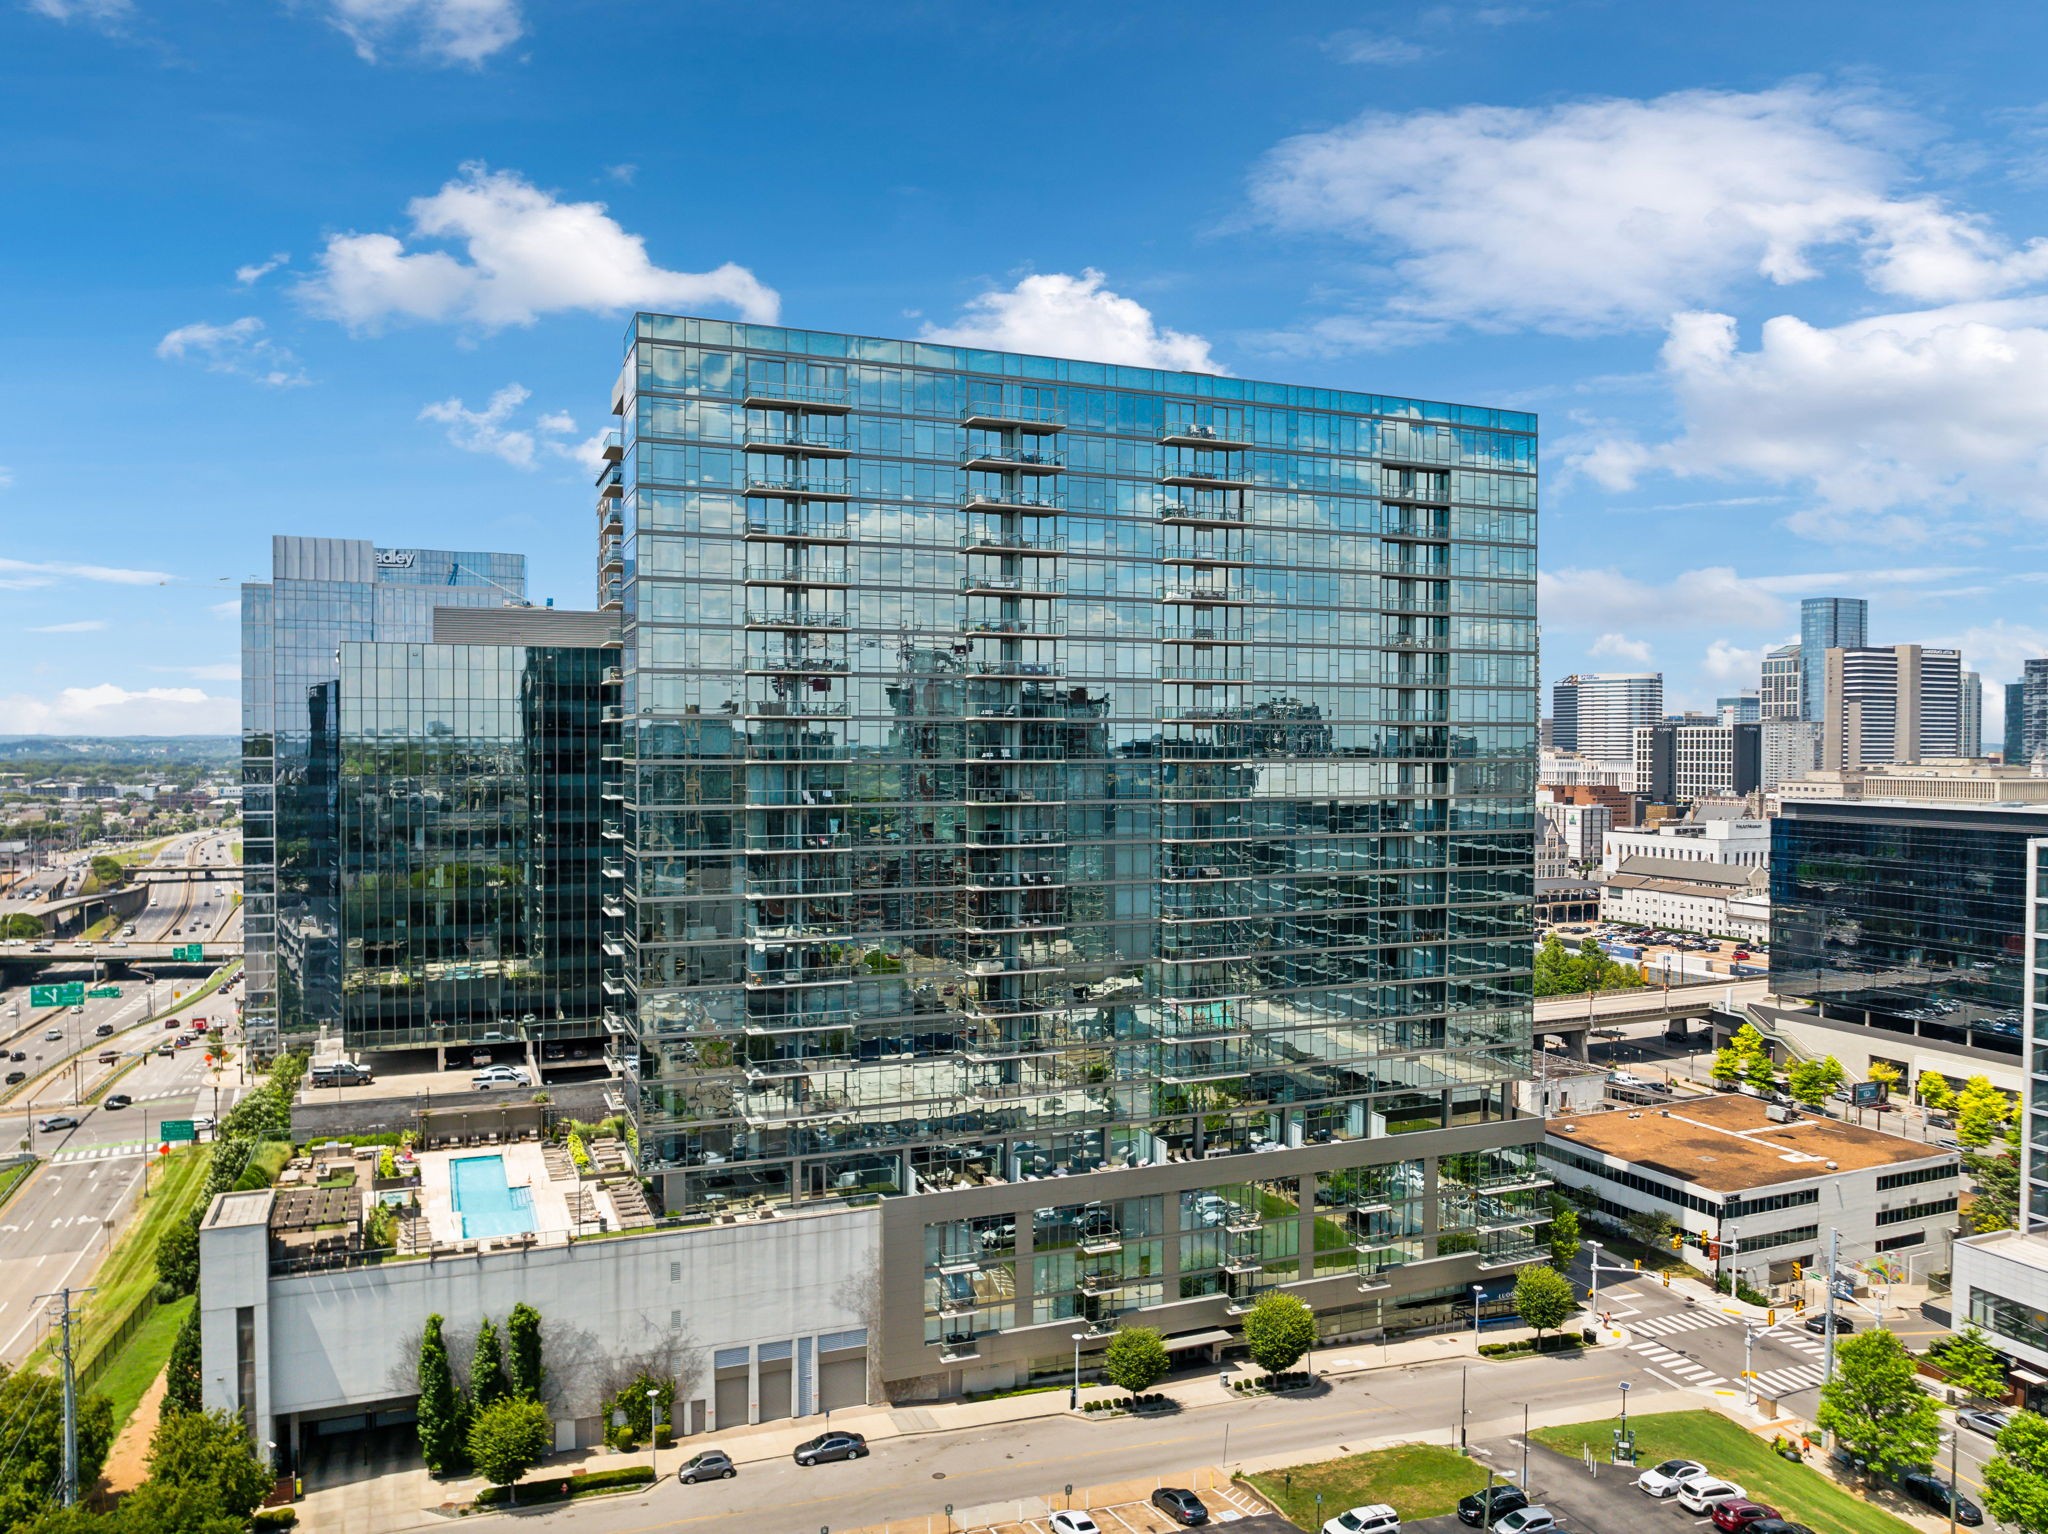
{"left": 449, "top": 1154, "right": 536, "bottom": 1239}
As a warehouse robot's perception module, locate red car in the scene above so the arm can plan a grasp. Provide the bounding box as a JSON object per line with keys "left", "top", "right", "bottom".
{"left": 1712, "top": 1501, "right": 1779, "bottom": 1533}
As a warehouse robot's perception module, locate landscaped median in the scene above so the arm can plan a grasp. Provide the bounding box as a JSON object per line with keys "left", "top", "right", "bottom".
{"left": 1531, "top": 1409, "right": 1918, "bottom": 1534}
{"left": 1245, "top": 1443, "right": 1490, "bottom": 1527}
{"left": 473, "top": 1464, "right": 654, "bottom": 1509}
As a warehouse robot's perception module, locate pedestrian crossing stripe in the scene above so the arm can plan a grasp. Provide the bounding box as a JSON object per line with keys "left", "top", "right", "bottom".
{"left": 1750, "top": 1365, "right": 1825, "bottom": 1394}
{"left": 1631, "top": 1311, "right": 1734, "bottom": 1337}
{"left": 1628, "top": 1341, "right": 1727, "bottom": 1387}
{"left": 51, "top": 1143, "right": 149, "bottom": 1162}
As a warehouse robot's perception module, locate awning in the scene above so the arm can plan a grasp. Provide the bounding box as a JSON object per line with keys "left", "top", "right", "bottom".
{"left": 1164, "top": 1329, "right": 1233, "bottom": 1351}
{"left": 2012, "top": 1367, "right": 2047, "bottom": 1385}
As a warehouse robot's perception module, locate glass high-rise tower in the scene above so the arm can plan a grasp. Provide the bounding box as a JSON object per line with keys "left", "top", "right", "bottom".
{"left": 604, "top": 315, "right": 1544, "bottom": 1383}
{"left": 1800, "top": 596, "right": 1867, "bottom": 722}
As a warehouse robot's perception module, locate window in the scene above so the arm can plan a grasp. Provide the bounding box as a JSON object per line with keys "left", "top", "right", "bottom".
{"left": 1875, "top": 1197, "right": 1957, "bottom": 1226}
{"left": 1876, "top": 1163, "right": 1960, "bottom": 1192}
{"left": 1971, "top": 1288, "right": 2048, "bottom": 1354}
{"left": 1874, "top": 1231, "right": 1925, "bottom": 1252}
{"left": 1740, "top": 1224, "right": 1819, "bottom": 1253}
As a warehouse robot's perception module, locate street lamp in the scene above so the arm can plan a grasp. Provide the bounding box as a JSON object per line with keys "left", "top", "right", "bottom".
{"left": 1471, "top": 1284, "right": 1484, "bottom": 1348}
{"left": 647, "top": 1388, "right": 661, "bottom": 1482}
{"left": 1587, "top": 1239, "right": 1604, "bottom": 1310}
{"left": 1069, "top": 1331, "right": 1086, "bottom": 1410}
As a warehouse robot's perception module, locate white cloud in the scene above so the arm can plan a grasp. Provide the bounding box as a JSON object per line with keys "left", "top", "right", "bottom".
{"left": 1932, "top": 619, "right": 2048, "bottom": 685}
{"left": 1701, "top": 639, "right": 1769, "bottom": 685}
{"left": 920, "top": 269, "right": 1223, "bottom": 373}
{"left": 1539, "top": 563, "right": 1980, "bottom": 635}
{"left": 25, "top": 0, "right": 132, "bottom": 29}
{"left": 1250, "top": 83, "right": 2048, "bottom": 340}
{"left": 1325, "top": 32, "right": 1432, "bottom": 64}
{"left": 235, "top": 252, "right": 290, "bottom": 285}
{"left": 299, "top": 163, "right": 779, "bottom": 332}
{"left": 419, "top": 383, "right": 597, "bottom": 471}
{"left": 0, "top": 684, "right": 236, "bottom": 737}
{"left": 0, "top": 557, "right": 170, "bottom": 591}
{"left": 210, "top": 599, "right": 240, "bottom": 620}
{"left": 1572, "top": 301, "right": 2048, "bottom": 538}
{"left": 605, "top": 163, "right": 638, "bottom": 185}
{"left": 1588, "top": 632, "right": 1653, "bottom": 664}
{"left": 26, "top": 620, "right": 108, "bottom": 634}
{"left": 327, "top": 0, "right": 523, "bottom": 67}
{"left": 156, "top": 317, "right": 309, "bottom": 388}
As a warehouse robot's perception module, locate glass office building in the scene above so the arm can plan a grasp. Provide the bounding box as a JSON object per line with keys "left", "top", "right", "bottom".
{"left": 240, "top": 537, "right": 529, "bottom": 1059}
{"left": 603, "top": 315, "right": 1543, "bottom": 1385}
{"left": 1799, "top": 596, "right": 1867, "bottom": 723}
{"left": 1771, "top": 799, "right": 2042, "bottom": 1059}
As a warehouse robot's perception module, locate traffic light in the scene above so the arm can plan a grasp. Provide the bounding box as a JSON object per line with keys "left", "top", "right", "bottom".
{"left": 1768, "top": 1309, "right": 1777, "bottom": 1325}
{"left": 1671, "top": 1234, "right": 1683, "bottom": 1252}
{"left": 1662, "top": 1271, "right": 1671, "bottom": 1288}
{"left": 1634, "top": 1258, "right": 1642, "bottom": 1271}
{"left": 1792, "top": 1261, "right": 1803, "bottom": 1281}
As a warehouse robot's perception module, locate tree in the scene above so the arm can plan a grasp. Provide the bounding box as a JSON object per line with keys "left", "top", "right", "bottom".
{"left": 1625, "top": 1207, "right": 1677, "bottom": 1253}
{"left": 1866, "top": 1061, "right": 1902, "bottom": 1097}
{"left": 1816, "top": 1328, "right": 1940, "bottom": 1478}
{"left": 1970, "top": 1148, "right": 2022, "bottom": 1234}
{"left": 1514, "top": 1263, "right": 1576, "bottom": 1339}
{"left": 0, "top": 912, "right": 42, "bottom": 940}
{"left": 144, "top": 1407, "right": 271, "bottom": 1520}
{"left": 1709, "top": 1047, "right": 1743, "bottom": 1087}
{"left": 163, "top": 1305, "right": 204, "bottom": 1416}
{"left": 88, "top": 855, "right": 125, "bottom": 890}
{"left": 1242, "top": 1293, "right": 1317, "bottom": 1376}
{"left": 470, "top": 1319, "right": 510, "bottom": 1411}
{"left": 0, "top": 1365, "right": 115, "bottom": 1529}
{"left": 1940, "top": 1324, "right": 2010, "bottom": 1403}
{"left": 1958, "top": 1076, "right": 2016, "bottom": 1150}
{"left": 155, "top": 1214, "right": 200, "bottom": 1301}
{"left": 1742, "top": 1048, "right": 1779, "bottom": 1095}
{"left": 1786, "top": 1057, "right": 1844, "bottom": 1108}
{"left": 601, "top": 1369, "right": 673, "bottom": 1441}
{"left": 1985, "top": 1410, "right": 2048, "bottom": 1534}
{"left": 416, "top": 1314, "right": 467, "bottom": 1476}
{"left": 507, "top": 1302, "right": 544, "bottom": 1404}
{"left": 1919, "top": 1071, "right": 1957, "bottom": 1113}
{"left": 1548, "top": 1203, "right": 1582, "bottom": 1273}
{"left": 466, "top": 1398, "right": 553, "bottom": 1504}
{"left": 1102, "top": 1325, "right": 1171, "bottom": 1394}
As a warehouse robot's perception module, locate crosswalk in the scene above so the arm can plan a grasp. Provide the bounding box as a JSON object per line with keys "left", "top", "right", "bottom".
{"left": 1624, "top": 1307, "right": 1834, "bottom": 1397}
{"left": 50, "top": 1141, "right": 150, "bottom": 1163}
{"left": 1629, "top": 1338, "right": 1726, "bottom": 1387}
{"left": 1630, "top": 1309, "right": 1733, "bottom": 1339}
{"left": 1750, "top": 1362, "right": 1826, "bottom": 1396}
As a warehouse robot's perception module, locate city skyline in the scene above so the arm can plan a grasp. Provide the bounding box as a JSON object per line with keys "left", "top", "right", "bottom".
{"left": 9, "top": 1, "right": 2048, "bottom": 736}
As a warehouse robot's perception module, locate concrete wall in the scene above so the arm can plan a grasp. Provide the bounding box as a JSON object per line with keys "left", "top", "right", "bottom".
{"left": 1955, "top": 1232, "right": 2048, "bottom": 1373}
{"left": 1752, "top": 1004, "right": 2024, "bottom": 1100}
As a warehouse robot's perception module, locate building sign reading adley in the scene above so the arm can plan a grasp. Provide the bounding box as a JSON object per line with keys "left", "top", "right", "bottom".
{"left": 375, "top": 550, "right": 417, "bottom": 569}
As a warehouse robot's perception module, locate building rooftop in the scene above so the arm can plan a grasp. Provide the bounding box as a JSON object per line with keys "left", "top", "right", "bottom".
{"left": 1960, "top": 1229, "right": 2048, "bottom": 1274}
{"left": 1607, "top": 855, "right": 1766, "bottom": 892}
{"left": 205, "top": 1188, "right": 276, "bottom": 1229}
{"left": 1546, "top": 1093, "right": 1956, "bottom": 1193}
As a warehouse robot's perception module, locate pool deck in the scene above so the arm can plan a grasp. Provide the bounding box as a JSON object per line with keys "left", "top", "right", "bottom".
{"left": 416, "top": 1141, "right": 573, "bottom": 1245}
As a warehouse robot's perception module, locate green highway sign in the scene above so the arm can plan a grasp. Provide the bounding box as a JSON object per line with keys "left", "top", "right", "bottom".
{"left": 160, "top": 1120, "right": 196, "bottom": 1144}
{"left": 171, "top": 943, "right": 203, "bottom": 962}
{"left": 30, "top": 982, "right": 85, "bottom": 1008}
{"left": 88, "top": 986, "right": 122, "bottom": 1000}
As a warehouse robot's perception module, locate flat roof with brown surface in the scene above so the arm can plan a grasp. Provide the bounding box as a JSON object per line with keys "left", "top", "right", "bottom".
{"left": 1546, "top": 1092, "right": 1956, "bottom": 1193}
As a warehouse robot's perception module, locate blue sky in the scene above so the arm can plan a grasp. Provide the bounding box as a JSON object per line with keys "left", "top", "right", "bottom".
{"left": 7, "top": 0, "right": 2048, "bottom": 735}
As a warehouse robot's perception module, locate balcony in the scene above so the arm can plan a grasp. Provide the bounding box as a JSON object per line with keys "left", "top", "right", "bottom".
{"left": 1157, "top": 627, "right": 1247, "bottom": 645}
{"left": 1160, "top": 467, "right": 1252, "bottom": 490}
{"left": 1076, "top": 1268, "right": 1125, "bottom": 1292}
{"left": 962, "top": 490, "right": 1063, "bottom": 516}
{"left": 937, "top": 1337, "right": 981, "bottom": 1362}
{"left": 1384, "top": 512, "right": 1451, "bottom": 540}
{"left": 746, "top": 475, "right": 852, "bottom": 501}
{"left": 1160, "top": 424, "right": 1253, "bottom": 451}
{"left": 744, "top": 519, "right": 851, "bottom": 545}
{"left": 745, "top": 565, "right": 852, "bottom": 587}
{"left": 745, "top": 610, "right": 851, "bottom": 630}
{"left": 962, "top": 616, "right": 1066, "bottom": 638}
{"left": 961, "top": 574, "right": 1066, "bottom": 598}
{"left": 961, "top": 402, "right": 1063, "bottom": 433}
{"left": 1159, "top": 663, "right": 1253, "bottom": 682}
{"left": 744, "top": 428, "right": 852, "bottom": 458}
{"left": 1381, "top": 475, "right": 1450, "bottom": 503}
{"left": 745, "top": 656, "right": 848, "bottom": 676}
{"left": 743, "top": 383, "right": 852, "bottom": 414}
{"left": 958, "top": 531, "right": 1066, "bottom": 557}
{"left": 601, "top": 430, "right": 624, "bottom": 463}
{"left": 1161, "top": 548, "right": 1251, "bottom": 568}
{"left": 1159, "top": 503, "right": 1247, "bottom": 528}
{"left": 597, "top": 465, "right": 624, "bottom": 499}
{"left": 598, "top": 507, "right": 624, "bottom": 536}
{"left": 969, "top": 659, "right": 1064, "bottom": 678}
{"left": 962, "top": 447, "right": 1064, "bottom": 475}
{"left": 1161, "top": 583, "right": 1254, "bottom": 605}
{"left": 743, "top": 965, "right": 857, "bottom": 990}
{"left": 745, "top": 699, "right": 849, "bottom": 719}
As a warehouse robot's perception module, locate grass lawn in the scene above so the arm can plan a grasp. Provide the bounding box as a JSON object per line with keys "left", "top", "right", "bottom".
{"left": 110, "top": 837, "right": 175, "bottom": 869}
{"left": 1531, "top": 1410, "right": 1917, "bottom": 1534}
{"left": 0, "top": 1158, "right": 35, "bottom": 1210}
{"left": 1246, "top": 1443, "right": 1490, "bottom": 1526}
{"left": 94, "top": 1294, "right": 193, "bottom": 1429}
{"left": 152, "top": 961, "right": 241, "bottom": 1023}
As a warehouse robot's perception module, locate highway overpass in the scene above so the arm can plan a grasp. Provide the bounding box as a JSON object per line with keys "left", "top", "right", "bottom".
{"left": 1534, "top": 976, "right": 1771, "bottom": 1056}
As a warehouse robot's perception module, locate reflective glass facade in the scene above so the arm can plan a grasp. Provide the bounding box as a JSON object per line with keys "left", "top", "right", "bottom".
{"left": 240, "top": 538, "right": 527, "bottom": 1058}
{"left": 1771, "top": 800, "right": 2040, "bottom": 1056}
{"left": 333, "top": 641, "right": 613, "bottom": 1051}
{"left": 1800, "top": 596, "right": 1867, "bottom": 723}
{"left": 605, "top": 316, "right": 1540, "bottom": 1239}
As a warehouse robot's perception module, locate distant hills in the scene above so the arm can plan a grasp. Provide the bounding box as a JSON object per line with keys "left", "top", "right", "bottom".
{"left": 0, "top": 736, "right": 239, "bottom": 763}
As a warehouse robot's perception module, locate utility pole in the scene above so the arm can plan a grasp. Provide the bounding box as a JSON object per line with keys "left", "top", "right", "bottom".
{"left": 1822, "top": 1228, "right": 1841, "bottom": 1396}
{"left": 37, "top": 1285, "right": 95, "bottom": 1507}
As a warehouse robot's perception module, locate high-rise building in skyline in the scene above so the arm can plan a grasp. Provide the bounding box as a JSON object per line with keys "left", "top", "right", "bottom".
{"left": 1820, "top": 643, "right": 1962, "bottom": 771}
{"left": 1800, "top": 597, "right": 1867, "bottom": 723}
{"left": 1550, "top": 673, "right": 1662, "bottom": 765}
{"left": 602, "top": 313, "right": 1545, "bottom": 1384}
{"left": 2008, "top": 680, "right": 2029, "bottom": 764}
{"left": 1760, "top": 718, "right": 1821, "bottom": 789}
{"left": 1961, "top": 669, "right": 1984, "bottom": 757}
{"left": 2010, "top": 659, "right": 2048, "bottom": 768}
{"left": 1760, "top": 643, "right": 1801, "bottom": 720}
{"left": 240, "top": 536, "right": 530, "bottom": 1060}
{"left": 1631, "top": 721, "right": 1761, "bottom": 802}
{"left": 1716, "top": 692, "right": 1760, "bottom": 725}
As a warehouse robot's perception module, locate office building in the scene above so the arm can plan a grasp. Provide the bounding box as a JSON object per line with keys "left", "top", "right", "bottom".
{"left": 1537, "top": 797, "right": 1610, "bottom": 865}
{"left": 1760, "top": 718, "right": 1820, "bottom": 790}
{"left": 2009, "top": 681, "right": 2030, "bottom": 764}
{"left": 1773, "top": 759, "right": 2048, "bottom": 808}
{"left": 1551, "top": 673, "right": 1662, "bottom": 765}
{"left": 1760, "top": 644, "right": 1801, "bottom": 721}
{"left": 1630, "top": 721, "right": 1761, "bottom": 802}
{"left": 1716, "top": 692, "right": 1761, "bottom": 725}
{"left": 1961, "top": 670, "right": 1984, "bottom": 757}
{"left": 1820, "top": 644, "right": 1962, "bottom": 770}
{"left": 1800, "top": 597, "right": 1867, "bottom": 723}
{"left": 2008, "top": 660, "right": 2048, "bottom": 767}
{"left": 240, "top": 537, "right": 530, "bottom": 1061}
{"left": 605, "top": 313, "right": 1545, "bottom": 1390}
{"left": 1601, "top": 809, "right": 1768, "bottom": 876}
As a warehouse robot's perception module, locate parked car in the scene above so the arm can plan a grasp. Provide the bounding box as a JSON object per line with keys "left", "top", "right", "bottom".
{"left": 1899, "top": 1469, "right": 1982, "bottom": 1526}
{"left": 1491, "top": 1511, "right": 1556, "bottom": 1534}
{"left": 1958, "top": 1407, "right": 2012, "bottom": 1437}
{"left": 1676, "top": 1476, "right": 1748, "bottom": 1514}
{"left": 470, "top": 1065, "right": 531, "bottom": 1090}
{"left": 675, "top": 1449, "right": 734, "bottom": 1484}
{"left": 1745, "top": 1522, "right": 1815, "bottom": 1534}
{"left": 1458, "top": 1484, "right": 1531, "bottom": 1526}
{"left": 1711, "top": 1500, "right": 1780, "bottom": 1532}
{"left": 3, "top": 1071, "right": 23, "bottom": 1085}
{"left": 309, "top": 1060, "right": 374, "bottom": 1087}
{"left": 1151, "top": 1487, "right": 1209, "bottom": 1526}
{"left": 1050, "top": 1514, "right": 1102, "bottom": 1534}
{"left": 37, "top": 1114, "right": 79, "bottom": 1132}
{"left": 1635, "top": 1459, "right": 1707, "bottom": 1497}
{"left": 1803, "top": 1313, "right": 1855, "bottom": 1335}
{"left": 103, "top": 1093, "right": 132, "bottom": 1110}
{"left": 792, "top": 1431, "right": 867, "bottom": 1466}
{"left": 1322, "top": 1506, "right": 1400, "bottom": 1534}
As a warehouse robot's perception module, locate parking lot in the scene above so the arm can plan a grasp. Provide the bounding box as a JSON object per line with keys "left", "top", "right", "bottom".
{"left": 958, "top": 1480, "right": 1275, "bottom": 1534}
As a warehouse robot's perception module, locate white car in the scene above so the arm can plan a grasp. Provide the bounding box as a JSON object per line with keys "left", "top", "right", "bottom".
{"left": 1494, "top": 1511, "right": 1557, "bottom": 1534}
{"left": 1675, "top": 1475, "right": 1746, "bottom": 1514}
{"left": 1322, "top": 1505, "right": 1400, "bottom": 1534}
{"left": 1634, "top": 1459, "right": 1707, "bottom": 1497}
{"left": 471, "top": 1065, "right": 531, "bottom": 1090}
{"left": 1049, "top": 1515, "right": 1101, "bottom": 1534}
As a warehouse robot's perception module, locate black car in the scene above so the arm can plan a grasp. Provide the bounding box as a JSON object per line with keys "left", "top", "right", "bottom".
{"left": 104, "top": 1093, "right": 133, "bottom": 1110}
{"left": 1900, "top": 1470, "right": 1982, "bottom": 1526}
{"left": 1458, "top": 1485, "right": 1531, "bottom": 1527}
{"left": 1151, "top": 1487, "right": 1209, "bottom": 1526}
{"left": 3, "top": 1071, "right": 23, "bottom": 1085}
{"left": 1803, "top": 1313, "right": 1855, "bottom": 1335}
{"left": 793, "top": 1431, "right": 867, "bottom": 1466}
{"left": 677, "top": 1449, "right": 735, "bottom": 1484}
{"left": 9, "top": 1051, "right": 24, "bottom": 1062}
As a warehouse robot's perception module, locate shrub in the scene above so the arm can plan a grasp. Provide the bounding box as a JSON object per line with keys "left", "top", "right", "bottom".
{"left": 475, "top": 1466, "right": 654, "bottom": 1507}
{"left": 251, "top": 1509, "right": 299, "bottom": 1529}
